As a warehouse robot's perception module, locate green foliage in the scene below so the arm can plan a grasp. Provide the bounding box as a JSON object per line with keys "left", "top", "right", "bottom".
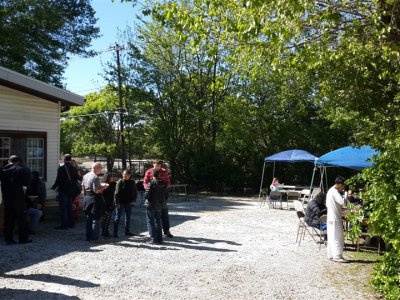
{"left": 0, "top": 0, "right": 99, "bottom": 86}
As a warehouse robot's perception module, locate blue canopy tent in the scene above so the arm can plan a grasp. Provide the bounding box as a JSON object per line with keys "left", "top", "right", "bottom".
{"left": 259, "top": 149, "right": 318, "bottom": 199}
{"left": 310, "top": 146, "right": 380, "bottom": 192}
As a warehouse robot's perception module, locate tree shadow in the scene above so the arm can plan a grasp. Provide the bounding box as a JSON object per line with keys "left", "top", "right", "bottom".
{"left": 1, "top": 273, "right": 99, "bottom": 287}
{"left": 0, "top": 288, "right": 80, "bottom": 299}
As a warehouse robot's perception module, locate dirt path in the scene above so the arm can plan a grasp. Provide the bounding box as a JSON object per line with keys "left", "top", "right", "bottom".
{"left": 0, "top": 197, "right": 380, "bottom": 299}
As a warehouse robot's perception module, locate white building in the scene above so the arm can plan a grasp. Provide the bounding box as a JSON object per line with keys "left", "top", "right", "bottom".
{"left": 0, "top": 66, "right": 84, "bottom": 203}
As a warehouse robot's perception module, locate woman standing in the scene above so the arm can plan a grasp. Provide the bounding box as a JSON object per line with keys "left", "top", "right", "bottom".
{"left": 101, "top": 172, "right": 116, "bottom": 237}
{"left": 113, "top": 169, "right": 138, "bottom": 237}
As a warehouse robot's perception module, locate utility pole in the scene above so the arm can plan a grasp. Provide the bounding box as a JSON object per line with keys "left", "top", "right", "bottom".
{"left": 115, "top": 43, "right": 126, "bottom": 170}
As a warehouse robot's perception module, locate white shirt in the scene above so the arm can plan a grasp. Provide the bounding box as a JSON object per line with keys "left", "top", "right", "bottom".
{"left": 326, "top": 185, "right": 345, "bottom": 222}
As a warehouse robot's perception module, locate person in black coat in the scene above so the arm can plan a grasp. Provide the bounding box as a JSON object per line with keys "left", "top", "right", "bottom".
{"left": 144, "top": 168, "right": 167, "bottom": 244}
{"left": 101, "top": 172, "right": 116, "bottom": 237}
{"left": 304, "top": 192, "right": 327, "bottom": 229}
{"left": 0, "top": 155, "right": 32, "bottom": 244}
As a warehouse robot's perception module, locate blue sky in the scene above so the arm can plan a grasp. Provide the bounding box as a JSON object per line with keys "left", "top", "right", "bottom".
{"left": 63, "top": 0, "right": 138, "bottom": 95}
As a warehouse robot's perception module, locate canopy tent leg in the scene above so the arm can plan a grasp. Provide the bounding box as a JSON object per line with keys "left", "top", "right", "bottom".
{"left": 258, "top": 162, "right": 266, "bottom": 200}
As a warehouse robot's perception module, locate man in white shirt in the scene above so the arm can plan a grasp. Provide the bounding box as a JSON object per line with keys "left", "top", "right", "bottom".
{"left": 326, "top": 176, "right": 349, "bottom": 263}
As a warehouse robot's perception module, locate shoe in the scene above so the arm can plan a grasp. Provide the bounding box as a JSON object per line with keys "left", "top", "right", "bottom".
{"left": 54, "top": 226, "right": 68, "bottom": 230}
{"left": 6, "top": 240, "right": 17, "bottom": 245}
{"left": 148, "top": 240, "right": 162, "bottom": 245}
{"left": 125, "top": 232, "right": 135, "bottom": 236}
{"left": 19, "top": 240, "right": 33, "bottom": 244}
{"left": 333, "top": 257, "right": 349, "bottom": 263}
{"left": 164, "top": 232, "right": 174, "bottom": 238}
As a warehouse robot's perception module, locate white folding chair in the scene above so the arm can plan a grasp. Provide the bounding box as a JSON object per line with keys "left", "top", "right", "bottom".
{"left": 296, "top": 211, "right": 319, "bottom": 245}
{"left": 286, "top": 191, "right": 300, "bottom": 210}
{"left": 300, "top": 189, "right": 311, "bottom": 205}
{"left": 293, "top": 200, "right": 305, "bottom": 213}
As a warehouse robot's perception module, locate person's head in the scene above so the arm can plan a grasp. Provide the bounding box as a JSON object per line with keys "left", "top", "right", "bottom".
{"left": 91, "top": 162, "right": 102, "bottom": 175}
{"left": 122, "top": 169, "right": 132, "bottom": 180}
{"left": 64, "top": 154, "right": 72, "bottom": 163}
{"left": 8, "top": 155, "right": 20, "bottom": 165}
{"left": 152, "top": 168, "right": 160, "bottom": 179}
{"left": 314, "top": 192, "right": 326, "bottom": 206}
{"left": 334, "top": 176, "right": 346, "bottom": 192}
{"left": 153, "top": 160, "right": 163, "bottom": 170}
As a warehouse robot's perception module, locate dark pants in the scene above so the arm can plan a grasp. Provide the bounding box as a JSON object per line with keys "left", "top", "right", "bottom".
{"left": 85, "top": 212, "right": 102, "bottom": 241}
{"left": 3, "top": 200, "right": 29, "bottom": 243}
{"left": 102, "top": 210, "right": 113, "bottom": 236}
{"left": 161, "top": 207, "right": 170, "bottom": 234}
{"left": 58, "top": 192, "right": 75, "bottom": 228}
{"left": 146, "top": 209, "right": 162, "bottom": 243}
{"left": 114, "top": 203, "right": 132, "bottom": 236}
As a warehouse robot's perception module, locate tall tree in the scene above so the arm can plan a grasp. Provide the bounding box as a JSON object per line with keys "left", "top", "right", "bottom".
{"left": 0, "top": 0, "right": 99, "bottom": 86}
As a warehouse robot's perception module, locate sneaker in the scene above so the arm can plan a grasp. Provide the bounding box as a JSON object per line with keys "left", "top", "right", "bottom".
{"left": 333, "top": 257, "right": 349, "bottom": 263}
{"left": 164, "top": 232, "right": 174, "bottom": 238}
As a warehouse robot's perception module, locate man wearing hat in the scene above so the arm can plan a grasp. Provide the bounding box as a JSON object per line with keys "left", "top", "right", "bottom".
{"left": 0, "top": 155, "right": 32, "bottom": 244}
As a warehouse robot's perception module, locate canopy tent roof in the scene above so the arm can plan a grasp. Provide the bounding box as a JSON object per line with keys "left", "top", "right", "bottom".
{"left": 265, "top": 149, "right": 318, "bottom": 163}
{"left": 315, "top": 146, "right": 379, "bottom": 170}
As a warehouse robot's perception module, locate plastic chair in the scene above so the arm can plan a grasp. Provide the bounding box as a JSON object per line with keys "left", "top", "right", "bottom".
{"left": 268, "top": 191, "right": 282, "bottom": 209}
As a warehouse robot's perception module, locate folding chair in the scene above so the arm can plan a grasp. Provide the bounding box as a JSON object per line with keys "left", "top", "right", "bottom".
{"left": 286, "top": 191, "right": 300, "bottom": 210}
{"left": 268, "top": 191, "right": 282, "bottom": 209}
{"left": 293, "top": 200, "right": 305, "bottom": 213}
{"left": 300, "top": 189, "right": 311, "bottom": 205}
{"left": 296, "top": 211, "right": 319, "bottom": 246}
{"left": 259, "top": 188, "right": 268, "bottom": 208}
{"left": 319, "top": 215, "right": 327, "bottom": 250}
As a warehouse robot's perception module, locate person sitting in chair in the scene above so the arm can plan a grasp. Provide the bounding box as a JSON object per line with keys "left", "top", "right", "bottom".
{"left": 270, "top": 177, "right": 283, "bottom": 191}
{"left": 304, "top": 192, "right": 327, "bottom": 230}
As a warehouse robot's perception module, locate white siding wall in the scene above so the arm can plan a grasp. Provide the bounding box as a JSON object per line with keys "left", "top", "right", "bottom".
{"left": 0, "top": 85, "right": 60, "bottom": 200}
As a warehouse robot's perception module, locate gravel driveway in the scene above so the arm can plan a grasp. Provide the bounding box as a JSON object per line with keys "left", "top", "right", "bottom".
{"left": 0, "top": 197, "right": 380, "bottom": 299}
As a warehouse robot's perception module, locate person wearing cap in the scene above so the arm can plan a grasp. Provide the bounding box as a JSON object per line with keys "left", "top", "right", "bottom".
{"left": 51, "top": 154, "right": 79, "bottom": 230}
{"left": 143, "top": 160, "right": 173, "bottom": 238}
{"left": 0, "top": 155, "right": 32, "bottom": 244}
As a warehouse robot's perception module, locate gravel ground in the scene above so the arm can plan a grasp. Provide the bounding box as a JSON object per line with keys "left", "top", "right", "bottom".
{"left": 0, "top": 196, "right": 381, "bottom": 299}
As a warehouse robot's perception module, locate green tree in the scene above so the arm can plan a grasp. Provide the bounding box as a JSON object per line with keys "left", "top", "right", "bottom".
{"left": 0, "top": 0, "right": 99, "bottom": 86}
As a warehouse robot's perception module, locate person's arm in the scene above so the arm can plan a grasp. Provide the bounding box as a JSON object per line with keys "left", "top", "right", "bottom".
{"left": 131, "top": 180, "right": 138, "bottom": 203}
{"left": 143, "top": 169, "right": 152, "bottom": 189}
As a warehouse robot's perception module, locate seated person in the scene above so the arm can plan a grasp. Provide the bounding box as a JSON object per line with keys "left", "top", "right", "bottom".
{"left": 270, "top": 177, "right": 283, "bottom": 191}
{"left": 25, "top": 171, "right": 46, "bottom": 234}
{"left": 304, "top": 192, "right": 327, "bottom": 230}
{"left": 346, "top": 189, "right": 363, "bottom": 206}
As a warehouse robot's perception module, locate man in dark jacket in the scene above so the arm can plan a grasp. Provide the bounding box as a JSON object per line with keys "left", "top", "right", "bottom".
{"left": 0, "top": 155, "right": 31, "bottom": 244}
{"left": 144, "top": 168, "right": 167, "bottom": 244}
{"left": 51, "top": 154, "right": 78, "bottom": 230}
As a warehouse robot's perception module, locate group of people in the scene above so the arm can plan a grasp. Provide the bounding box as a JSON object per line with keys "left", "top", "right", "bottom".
{"left": 1, "top": 153, "right": 174, "bottom": 246}
{"left": 0, "top": 155, "right": 46, "bottom": 244}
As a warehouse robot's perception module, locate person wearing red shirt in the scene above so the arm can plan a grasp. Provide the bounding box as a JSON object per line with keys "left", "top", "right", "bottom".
{"left": 143, "top": 160, "right": 173, "bottom": 238}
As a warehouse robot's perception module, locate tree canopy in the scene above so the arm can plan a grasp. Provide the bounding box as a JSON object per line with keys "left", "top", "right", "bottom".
{"left": 0, "top": 0, "right": 99, "bottom": 86}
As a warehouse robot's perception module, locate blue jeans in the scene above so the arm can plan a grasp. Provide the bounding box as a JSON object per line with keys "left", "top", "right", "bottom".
{"left": 114, "top": 203, "right": 132, "bottom": 236}
{"left": 86, "top": 213, "right": 102, "bottom": 241}
{"left": 58, "top": 192, "right": 74, "bottom": 228}
{"left": 27, "top": 208, "right": 43, "bottom": 232}
{"left": 146, "top": 209, "right": 162, "bottom": 243}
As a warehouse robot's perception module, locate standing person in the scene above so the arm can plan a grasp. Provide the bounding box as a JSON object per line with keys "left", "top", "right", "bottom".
{"left": 143, "top": 160, "right": 173, "bottom": 238}
{"left": 25, "top": 171, "right": 46, "bottom": 234}
{"left": 0, "top": 155, "right": 32, "bottom": 244}
{"left": 101, "top": 172, "right": 116, "bottom": 237}
{"left": 51, "top": 154, "right": 79, "bottom": 230}
{"left": 326, "top": 176, "right": 349, "bottom": 263}
{"left": 82, "top": 162, "right": 108, "bottom": 242}
{"left": 144, "top": 168, "right": 166, "bottom": 244}
{"left": 113, "top": 169, "right": 137, "bottom": 237}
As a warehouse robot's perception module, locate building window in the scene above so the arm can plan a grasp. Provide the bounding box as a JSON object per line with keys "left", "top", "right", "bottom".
{"left": 0, "top": 137, "right": 11, "bottom": 167}
{"left": 26, "top": 137, "right": 44, "bottom": 176}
